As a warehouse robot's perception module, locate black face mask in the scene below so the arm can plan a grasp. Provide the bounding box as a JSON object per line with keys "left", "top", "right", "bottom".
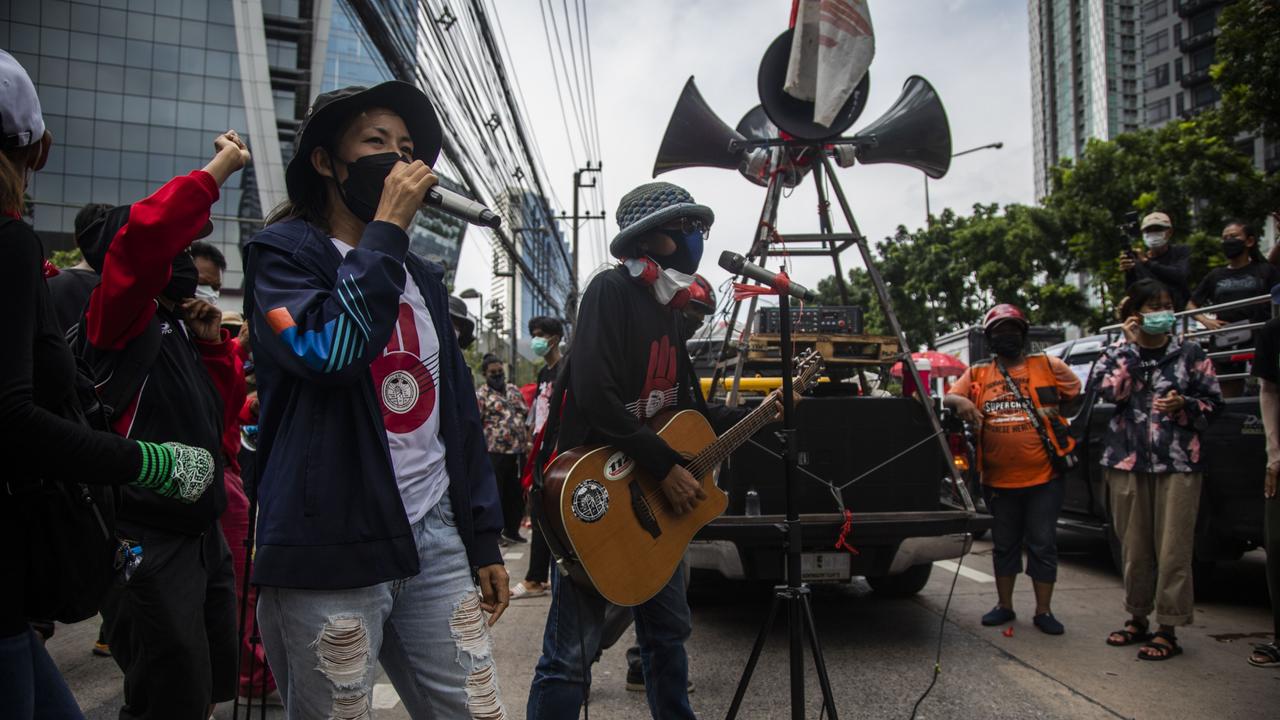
{"left": 988, "top": 333, "right": 1025, "bottom": 360}
{"left": 681, "top": 313, "right": 706, "bottom": 341}
{"left": 162, "top": 252, "right": 199, "bottom": 303}
{"left": 1222, "top": 238, "right": 1246, "bottom": 259}
{"left": 332, "top": 151, "right": 406, "bottom": 223}
{"left": 486, "top": 373, "right": 506, "bottom": 392}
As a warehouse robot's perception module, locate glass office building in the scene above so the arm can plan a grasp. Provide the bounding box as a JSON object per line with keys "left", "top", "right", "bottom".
{"left": 1028, "top": 0, "right": 1142, "bottom": 198}
{"left": 3, "top": 0, "right": 467, "bottom": 295}
{"left": 3, "top": 0, "right": 258, "bottom": 287}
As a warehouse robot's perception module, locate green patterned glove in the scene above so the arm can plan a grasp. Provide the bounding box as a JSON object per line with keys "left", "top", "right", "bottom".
{"left": 132, "top": 442, "right": 216, "bottom": 503}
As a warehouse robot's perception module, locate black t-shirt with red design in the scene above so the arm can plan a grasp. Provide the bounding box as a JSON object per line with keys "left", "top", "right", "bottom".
{"left": 554, "top": 266, "right": 695, "bottom": 479}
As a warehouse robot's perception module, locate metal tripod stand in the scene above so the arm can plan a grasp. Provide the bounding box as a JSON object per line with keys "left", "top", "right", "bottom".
{"left": 717, "top": 143, "right": 976, "bottom": 720}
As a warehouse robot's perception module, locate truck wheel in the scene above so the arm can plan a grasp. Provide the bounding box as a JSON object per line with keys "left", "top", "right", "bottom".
{"left": 867, "top": 563, "right": 933, "bottom": 597}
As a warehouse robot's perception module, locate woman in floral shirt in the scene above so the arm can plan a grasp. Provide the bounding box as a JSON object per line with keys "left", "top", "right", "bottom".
{"left": 1093, "top": 278, "right": 1222, "bottom": 662}
{"left": 477, "top": 353, "right": 530, "bottom": 545}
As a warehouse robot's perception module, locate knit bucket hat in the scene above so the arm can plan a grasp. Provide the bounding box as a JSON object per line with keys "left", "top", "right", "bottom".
{"left": 286, "top": 81, "right": 442, "bottom": 204}
{"left": 609, "top": 181, "right": 714, "bottom": 260}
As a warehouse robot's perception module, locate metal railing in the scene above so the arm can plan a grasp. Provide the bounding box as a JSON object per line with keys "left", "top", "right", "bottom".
{"left": 1099, "top": 293, "right": 1273, "bottom": 382}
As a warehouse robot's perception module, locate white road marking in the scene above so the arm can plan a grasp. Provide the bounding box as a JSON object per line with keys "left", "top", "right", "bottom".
{"left": 934, "top": 559, "right": 995, "bottom": 583}
{"left": 503, "top": 552, "right": 525, "bottom": 560}
{"left": 372, "top": 683, "right": 401, "bottom": 709}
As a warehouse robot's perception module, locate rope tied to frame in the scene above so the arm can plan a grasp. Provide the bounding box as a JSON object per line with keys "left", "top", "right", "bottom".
{"left": 834, "top": 508, "right": 859, "bottom": 555}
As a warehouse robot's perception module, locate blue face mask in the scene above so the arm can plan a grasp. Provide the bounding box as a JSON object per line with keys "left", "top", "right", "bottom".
{"left": 661, "top": 228, "right": 704, "bottom": 275}
{"left": 1141, "top": 310, "right": 1176, "bottom": 335}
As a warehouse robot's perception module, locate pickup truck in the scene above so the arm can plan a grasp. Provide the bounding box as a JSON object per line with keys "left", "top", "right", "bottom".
{"left": 943, "top": 327, "right": 1268, "bottom": 587}
{"left": 689, "top": 389, "right": 991, "bottom": 597}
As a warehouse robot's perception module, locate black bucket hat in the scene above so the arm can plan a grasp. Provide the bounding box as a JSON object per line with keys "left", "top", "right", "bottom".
{"left": 448, "top": 295, "right": 476, "bottom": 349}
{"left": 609, "top": 182, "right": 713, "bottom": 260}
{"left": 79, "top": 204, "right": 212, "bottom": 273}
{"left": 286, "top": 81, "right": 443, "bottom": 205}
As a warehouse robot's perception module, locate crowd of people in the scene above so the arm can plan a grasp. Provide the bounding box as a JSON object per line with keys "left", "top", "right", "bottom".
{"left": 3, "top": 37, "right": 1277, "bottom": 720}
{"left": 945, "top": 211, "right": 1279, "bottom": 667}
{"left": 2, "top": 47, "right": 752, "bottom": 719}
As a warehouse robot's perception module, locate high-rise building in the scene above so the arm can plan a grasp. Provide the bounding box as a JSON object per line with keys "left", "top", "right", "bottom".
{"left": 3, "top": 0, "right": 467, "bottom": 297}
{"left": 1029, "top": 0, "right": 1143, "bottom": 197}
{"left": 1138, "top": 0, "right": 1274, "bottom": 171}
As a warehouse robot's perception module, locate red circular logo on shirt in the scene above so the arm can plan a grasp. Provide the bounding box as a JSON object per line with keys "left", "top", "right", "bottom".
{"left": 371, "top": 351, "right": 436, "bottom": 433}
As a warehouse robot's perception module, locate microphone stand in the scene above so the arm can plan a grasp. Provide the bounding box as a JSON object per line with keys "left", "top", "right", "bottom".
{"left": 725, "top": 289, "right": 839, "bottom": 720}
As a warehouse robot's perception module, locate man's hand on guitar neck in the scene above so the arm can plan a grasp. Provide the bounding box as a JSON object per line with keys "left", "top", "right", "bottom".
{"left": 661, "top": 464, "right": 707, "bottom": 515}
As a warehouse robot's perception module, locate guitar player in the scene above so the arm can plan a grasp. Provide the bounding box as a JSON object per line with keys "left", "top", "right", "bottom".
{"left": 527, "top": 182, "right": 772, "bottom": 719}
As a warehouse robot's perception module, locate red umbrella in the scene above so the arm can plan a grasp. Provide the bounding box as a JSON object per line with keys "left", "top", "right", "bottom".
{"left": 890, "top": 351, "right": 968, "bottom": 378}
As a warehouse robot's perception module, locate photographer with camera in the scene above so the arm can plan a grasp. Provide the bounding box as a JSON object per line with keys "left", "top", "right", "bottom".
{"left": 1118, "top": 212, "right": 1190, "bottom": 310}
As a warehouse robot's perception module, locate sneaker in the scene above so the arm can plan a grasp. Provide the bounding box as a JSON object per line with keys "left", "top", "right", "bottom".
{"left": 92, "top": 641, "right": 111, "bottom": 657}
{"left": 502, "top": 531, "right": 528, "bottom": 544}
{"left": 1033, "top": 612, "right": 1065, "bottom": 635}
{"left": 981, "top": 605, "right": 1017, "bottom": 626}
{"left": 624, "top": 664, "right": 694, "bottom": 694}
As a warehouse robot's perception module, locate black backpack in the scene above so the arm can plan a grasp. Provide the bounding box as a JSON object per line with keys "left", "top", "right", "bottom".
{"left": 19, "top": 240, "right": 162, "bottom": 623}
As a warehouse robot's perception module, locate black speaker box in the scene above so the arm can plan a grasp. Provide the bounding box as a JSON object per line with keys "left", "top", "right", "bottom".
{"left": 724, "top": 397, "right": 945, "bottom": 515}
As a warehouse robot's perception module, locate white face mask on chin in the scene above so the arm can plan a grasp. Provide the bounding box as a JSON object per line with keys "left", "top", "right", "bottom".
{"left": 623, "top": 258, "right": 695, "bottom": 306}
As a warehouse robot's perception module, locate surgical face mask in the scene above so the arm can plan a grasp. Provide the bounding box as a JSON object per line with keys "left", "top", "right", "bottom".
{"left": 1141, "top": 310, "right": 1176, "bottom": 335}
{"left": 195, "top": 284, "right": 220, "bottom": 303}
{"left": 988, "top": 333, "right": 1024, "bottom": 360}
{"left": 531, "top": 337, "right": 553, "bottom": 357}
{"left": 623, "top": 258, "right": 696, "bottom": 306}
{"left": 1223, "top": 238, "right": 1247, "bottom": 259}
{"left": 1144, "top": 231, "right": 1168, "bottom": 250}
{"left": 332, "top": 151, "right": 405, "bottom": 224}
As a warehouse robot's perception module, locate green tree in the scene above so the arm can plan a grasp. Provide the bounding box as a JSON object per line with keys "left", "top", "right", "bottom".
{"left": 50, "top": 248, "right": 83, "bottom": 269}
{"left": 1045, "top": 116, "right": 1275, "bottom": 317}
{"left": 815, "top": 203, "right": 1087, "bottom": 347}
{"left": 1214, "top": 0, "right": 1280, "bottom": 137}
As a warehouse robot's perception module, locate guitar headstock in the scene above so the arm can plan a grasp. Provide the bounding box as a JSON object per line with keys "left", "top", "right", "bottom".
{"left": 793, "top": 349, "right": 825, "bottom": 394}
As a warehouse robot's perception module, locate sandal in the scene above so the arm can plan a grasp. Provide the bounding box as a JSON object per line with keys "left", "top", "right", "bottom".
{"left": 1248, "top": 642, "right": 1280, "bottom": 668}
{"left": 1106, "top": 620, "right": 1152, "bottom": 647}
{"left": 510, "top": 581, "right": 548, "bottom": 599}
{"left": 1138, "top": 631, "right": 1183, "bottom": 661}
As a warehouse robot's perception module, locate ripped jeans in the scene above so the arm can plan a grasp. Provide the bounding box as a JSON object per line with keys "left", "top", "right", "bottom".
{"left": 257, "top": 493, "right": 505, "bottom": 719}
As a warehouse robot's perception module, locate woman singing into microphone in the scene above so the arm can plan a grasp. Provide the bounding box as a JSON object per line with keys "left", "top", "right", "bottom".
{"left": 243, "top": 82, "right": 510, "bottom": 716}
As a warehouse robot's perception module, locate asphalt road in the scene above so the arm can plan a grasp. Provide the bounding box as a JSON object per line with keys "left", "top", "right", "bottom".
{"left": 47, "top": 530, "right": 1277, "bottom": 719}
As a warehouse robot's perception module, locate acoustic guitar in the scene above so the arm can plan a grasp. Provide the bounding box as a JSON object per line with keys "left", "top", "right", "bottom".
{"left": 541, "top": 350, "right": 823, "bottom": 606}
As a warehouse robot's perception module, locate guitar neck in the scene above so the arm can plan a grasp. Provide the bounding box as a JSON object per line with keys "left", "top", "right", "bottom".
{"left": 685, "top": 396, "right": 786, "bottom": 479}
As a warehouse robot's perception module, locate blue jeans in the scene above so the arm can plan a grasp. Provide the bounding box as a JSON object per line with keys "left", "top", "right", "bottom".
{"left": 257, "top": 493, "right": 505, "bottom": 719}
{"left": 0, "top": 628, "right": 84, "bottom": 720}
{"left": 527, "top": 566, "right": 695, "bottom": 719}
{"left": 982, "top": 478, "right": 1064, "bottom": 582}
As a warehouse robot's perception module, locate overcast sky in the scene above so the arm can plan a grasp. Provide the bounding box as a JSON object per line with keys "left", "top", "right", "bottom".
{"left": 452, "top": 0, "right": 1035, "bottom": 318}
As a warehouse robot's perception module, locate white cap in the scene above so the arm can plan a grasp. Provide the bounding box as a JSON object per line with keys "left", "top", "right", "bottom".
{"left": 0, "top": 50, "right": 45, "bottom": 149}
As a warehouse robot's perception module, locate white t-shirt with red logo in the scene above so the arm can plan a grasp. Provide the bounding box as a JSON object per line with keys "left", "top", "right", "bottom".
{"left": 333, "top": 239, "right": 449, "bottom": 524}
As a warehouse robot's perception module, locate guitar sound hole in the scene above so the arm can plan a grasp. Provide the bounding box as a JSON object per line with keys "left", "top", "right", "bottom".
{"left": 629, "top": 481, "right": 662, "bottom": 539}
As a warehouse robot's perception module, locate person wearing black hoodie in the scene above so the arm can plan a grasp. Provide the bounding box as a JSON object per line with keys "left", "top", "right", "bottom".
{"left": 77, "top": 129, "right": 251, "bottom": 720}
{"left": 244, "top": 82, "right": 508, "bottom": 717}
{"left": 527, "top": 182, "right": 734, "bottom": 720}
{"left": 0, "top": 50, "right": 214, "bottom": 720}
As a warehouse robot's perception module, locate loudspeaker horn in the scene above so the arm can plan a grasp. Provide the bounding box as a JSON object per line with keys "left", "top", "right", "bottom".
{"left": 757, "top": 28, "right": 871, "bottom": 141}
{"left": 851, "top": 75, "right": 952, "bottom": 179}
{"left": 735, "top": 105, "right": 813, "bottom": 189}
{"left": 652, "top": 77, "right": 746, "bottom": 177}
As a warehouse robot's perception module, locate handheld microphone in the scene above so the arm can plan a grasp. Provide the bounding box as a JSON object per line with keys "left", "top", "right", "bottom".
{"left": 425, "top": 186, "right": 503, "bottom": 229}
{"left": 718, "top": 251, "right": 817, "bottom": 303}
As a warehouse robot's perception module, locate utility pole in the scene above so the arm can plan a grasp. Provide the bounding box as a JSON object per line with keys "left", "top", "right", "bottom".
{"left": 558, "top": 162, "right": 606, "bottom": 313}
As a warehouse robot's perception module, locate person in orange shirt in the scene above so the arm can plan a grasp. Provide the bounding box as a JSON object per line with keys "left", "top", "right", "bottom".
{"left": 945, "top": 304, "right": 1080, "bottom": 635}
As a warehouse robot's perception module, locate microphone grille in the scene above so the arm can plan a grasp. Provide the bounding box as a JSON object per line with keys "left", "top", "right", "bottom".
{"left": 718, "top": 251, "right": 745, "bottom": 272}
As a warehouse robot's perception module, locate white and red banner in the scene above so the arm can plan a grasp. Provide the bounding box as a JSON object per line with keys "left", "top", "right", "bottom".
{"left": 785, "top": 0, "right": 875, "bottom": 128}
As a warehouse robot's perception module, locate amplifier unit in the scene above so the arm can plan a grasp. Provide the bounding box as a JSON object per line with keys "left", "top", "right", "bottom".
{"left": 756, "top": 306, "right": 864, "bottom": 335}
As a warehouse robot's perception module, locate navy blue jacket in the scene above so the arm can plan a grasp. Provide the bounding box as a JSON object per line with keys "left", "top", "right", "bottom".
{"left": 244, "top": 217, "right": 502, "bottom": 589}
